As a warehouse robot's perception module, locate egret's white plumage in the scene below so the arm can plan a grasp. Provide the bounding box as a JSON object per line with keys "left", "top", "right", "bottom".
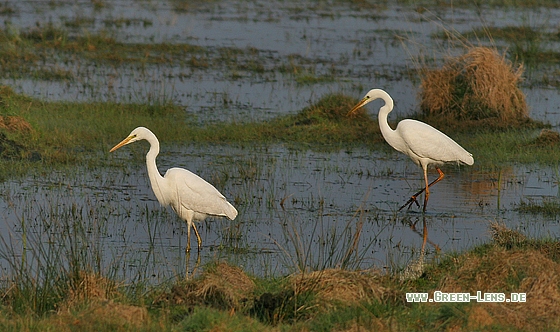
{"left": 110, "top": 127, "right": 238, "bottom": 251}
{"left": 349, "top": 89, "right": 474, "bottom": 211}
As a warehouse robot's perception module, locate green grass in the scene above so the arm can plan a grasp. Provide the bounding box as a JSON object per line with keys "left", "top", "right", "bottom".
{"left": 178, "top": 306, "right": 271, "bottom": 331}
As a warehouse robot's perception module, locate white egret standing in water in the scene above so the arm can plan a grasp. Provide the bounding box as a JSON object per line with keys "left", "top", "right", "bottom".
{"left": 348, "top": 89, "right": 474, "bottom": 212}
{"left": 110, "top": 127, "right": 238, "bottom": 252}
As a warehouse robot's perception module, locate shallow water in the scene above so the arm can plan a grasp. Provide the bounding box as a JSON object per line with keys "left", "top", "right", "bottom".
{"left": 5, "top": 1, "right": 560, "bottom": 124}
{"left": 1, "top": 144, "right": 558, "bottom": 281}
{"left": 0, "top": 1, "right": 560, "bottom": 281}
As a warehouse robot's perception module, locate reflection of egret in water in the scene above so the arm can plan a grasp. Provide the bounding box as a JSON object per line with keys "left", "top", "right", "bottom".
{"left": 408, "top": 216, "right": 441, "bottom": 253}
{"left": 186, "top": 251, "right": 201, "bottom": 279}
{"left": 400, "top": 215, "right": 440, "bottom": 280}
{"left": 465, "top": 167, "right": 515, "bottom": 212}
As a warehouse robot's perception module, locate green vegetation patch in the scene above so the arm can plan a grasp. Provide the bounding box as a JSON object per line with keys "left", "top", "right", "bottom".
{"left": 515, "top": 198, "right": 560, "bottom": 217}
{"left": 0, "top": 23, "right": 338, "bottom": 84}
{"left": 157, "top": 93, "right": 378, "bottom": 147}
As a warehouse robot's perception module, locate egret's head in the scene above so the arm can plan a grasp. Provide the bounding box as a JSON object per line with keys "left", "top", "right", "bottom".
{"left": 347, "top": 89, "right": 392, "bottom": 116}
{"left": 110, "top": 127, "right": 153, "bottom": 152}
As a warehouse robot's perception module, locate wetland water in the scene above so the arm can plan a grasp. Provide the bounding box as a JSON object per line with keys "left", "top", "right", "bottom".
{"left": 1, "top": 145, "right": 558, "bottom": 280}
{"left": 1, "top": 1, "right": 560, "bottom": 281}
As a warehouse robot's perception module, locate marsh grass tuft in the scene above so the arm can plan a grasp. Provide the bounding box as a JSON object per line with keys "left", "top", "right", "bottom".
{"left": 263, "top": 93, "right": 377, "bottom": 144}
{"left": 290, "top": 269, "right": 387, "bottom": 309}
{"left": 532, "top": 128, "right": 560, "bottom": 146}
{"left": 154, "top": 261, "right": 255, "bottom": 311}
{"left": 490, "top": 222, "right": 527, "bottom": 248}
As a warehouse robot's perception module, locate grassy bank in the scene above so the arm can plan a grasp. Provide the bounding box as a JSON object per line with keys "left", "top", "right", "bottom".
{"left": 0, "top": 224, "right": 558, "bottom": 331}
{"left": 0, "top": 85, "right": 556, "bottom": 166}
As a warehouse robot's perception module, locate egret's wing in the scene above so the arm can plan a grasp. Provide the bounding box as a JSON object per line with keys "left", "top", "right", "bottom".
{"left": 164, "top": 167, "right": 238, "bottom": 220}
{"left": 397, "top": 120, "right": 473, "bottom": 165}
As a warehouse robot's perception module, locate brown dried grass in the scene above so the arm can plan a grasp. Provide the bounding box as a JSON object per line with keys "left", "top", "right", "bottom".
{"left": 438, "top": 239, "right": 560, "bottom": 329}
{"left": 58, "top": 271, "right": 120, "bottom": 311}
{"left": 54, "top": 271, "right": 148, "bottom": 329}
{"left": 157, "top": 262, "right": 255, "bottom": 311}
{"left": 0, "top": 115, "right": 32, "bottom": 132}
{"left": 290, "top": 269, "right": 389, "bottom": 308}
{"left": 420, "top": 47, "right": 528, "bottom": 125}
{"left": 55, "top": 301, "right": 149, "bottom": 330}
{"left": 195, "top": 262, "right": 255, "bottom": 309}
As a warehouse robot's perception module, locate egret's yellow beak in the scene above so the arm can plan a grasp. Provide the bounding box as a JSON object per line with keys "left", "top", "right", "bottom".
{"left": 347, "top": 97, "right": 368, "bottom": 116}
{"left": 110, "top": 135, "right": 134, "bottom": 153}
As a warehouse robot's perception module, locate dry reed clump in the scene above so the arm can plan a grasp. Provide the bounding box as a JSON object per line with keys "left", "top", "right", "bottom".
{"left": 438, "top": 245, "right": 560, "bottom": 330}
{"left": 290, "top": 269, "right": 389, "bottom": 308}
{"left": 420, "top": 47, "right": 528, "bottom": 125}
{"left": 157, "top": 262, "right": 255, "bottom": 311}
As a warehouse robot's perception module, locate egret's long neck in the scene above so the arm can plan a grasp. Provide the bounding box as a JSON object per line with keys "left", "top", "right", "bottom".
{"left": 377, "top": 98, "right": 397, "bottom": 140}
{"left": 377, "top": 91, "right": 407, "bottom": 152}
{"left": 378, "top": 104, "right": 394, "bottom": 136}
{"left": 145, "top": 135, "right": 167, "bottom": 205}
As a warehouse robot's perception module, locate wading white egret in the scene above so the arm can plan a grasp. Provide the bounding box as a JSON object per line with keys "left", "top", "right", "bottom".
{"left": 348, "top": 89, "right": 474, "bottom": 212}
{"left": 110, "top": 127, "right": 238, "bottom": 251}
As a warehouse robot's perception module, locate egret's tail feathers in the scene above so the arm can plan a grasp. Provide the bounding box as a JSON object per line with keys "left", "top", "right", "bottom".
{"left": 463, "top": 153, "right": 474, "bottom": 166}
{"left": 224, "top": 201, "right": 238, "bottom": 220}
